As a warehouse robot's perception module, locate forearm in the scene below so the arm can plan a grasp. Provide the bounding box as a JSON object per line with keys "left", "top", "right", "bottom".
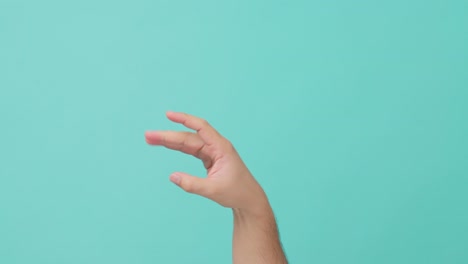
{"left": 232, "top": 195, "right": 288, "bottom": 264}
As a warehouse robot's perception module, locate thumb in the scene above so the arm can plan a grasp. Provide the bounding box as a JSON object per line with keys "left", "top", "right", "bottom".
{"left": 169, "top": 172, "right": 211, "bottom": 197}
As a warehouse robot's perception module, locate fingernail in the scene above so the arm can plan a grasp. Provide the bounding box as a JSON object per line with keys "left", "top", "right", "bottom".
{"left": 145, "top": 132, "right": 160, "bottom": 144}
{"left": 170, "top": 173, "right": 181, "bottom": 185}
{"left": 145, "top": 131, "right": 156, "bottom": 138}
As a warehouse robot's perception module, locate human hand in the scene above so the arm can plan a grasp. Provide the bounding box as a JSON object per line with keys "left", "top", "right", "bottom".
{"left": 145, "top": 112, "right": 269, "bottom": 214}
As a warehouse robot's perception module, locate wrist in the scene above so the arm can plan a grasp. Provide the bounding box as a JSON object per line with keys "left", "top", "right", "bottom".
{"left": 233, "top": 192, "right": 273, "bottom": 220}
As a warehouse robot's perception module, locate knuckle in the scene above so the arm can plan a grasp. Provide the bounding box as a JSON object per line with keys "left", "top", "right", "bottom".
{"left": 223, "top": 138, "right": 235, "bottom": 151}
{"left": 183, "top": 181, "right": 194, "bottom": 193}
{"left": 200, "top": 119, "right": 209, "bottom": 127}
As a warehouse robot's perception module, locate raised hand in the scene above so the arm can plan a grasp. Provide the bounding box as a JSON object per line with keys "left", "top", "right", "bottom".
{"left": 145, "top": 111, "right": 268, "bottom": 214}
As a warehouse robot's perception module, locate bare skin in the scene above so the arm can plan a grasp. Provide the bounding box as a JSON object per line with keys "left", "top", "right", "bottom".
{"left": 145, "top": 111, "right": 288, "bottom": 264}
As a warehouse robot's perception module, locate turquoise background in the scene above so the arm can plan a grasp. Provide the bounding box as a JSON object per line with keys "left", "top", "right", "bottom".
{"left": 1, "top": 0, "right": 467, "bottom": 263}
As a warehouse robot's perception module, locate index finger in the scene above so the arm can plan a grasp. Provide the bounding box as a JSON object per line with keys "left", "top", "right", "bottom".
{"left": 166, "top": 111, "right": 222, "bottom": 145}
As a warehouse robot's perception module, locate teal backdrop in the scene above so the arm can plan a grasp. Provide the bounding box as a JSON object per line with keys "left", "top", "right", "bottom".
{"left": 1, "top": 0, "right": 467, "bottom": 263}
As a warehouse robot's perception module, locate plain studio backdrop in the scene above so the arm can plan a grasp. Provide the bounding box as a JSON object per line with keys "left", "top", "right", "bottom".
{"left": 0, "top": 0, "right": 467, "bottom": 263}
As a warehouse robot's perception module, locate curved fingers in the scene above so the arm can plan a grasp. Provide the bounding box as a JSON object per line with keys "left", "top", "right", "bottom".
{"left": 145, "top": 131, "right": 213, "bottom": 169}
{"left": 166, "top": 111, "right": 222, "bottom": 145}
